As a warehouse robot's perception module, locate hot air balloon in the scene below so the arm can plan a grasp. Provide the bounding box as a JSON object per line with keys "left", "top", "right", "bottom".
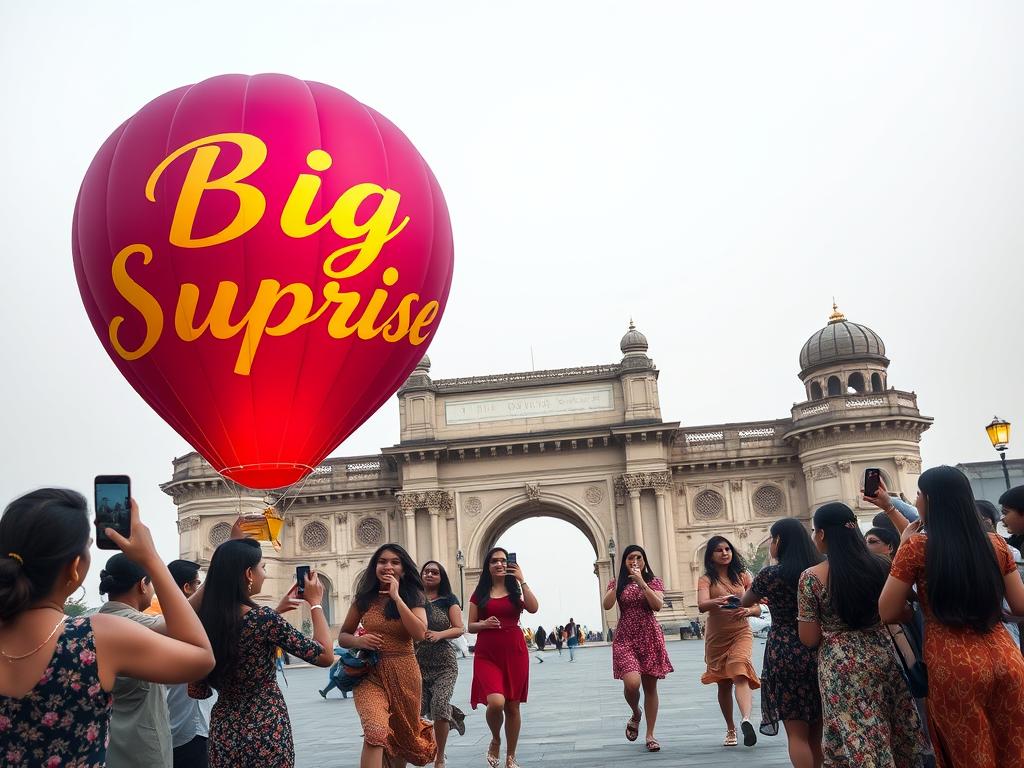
{"left": 73, "top": 74, "right": 454, "bottom": 490}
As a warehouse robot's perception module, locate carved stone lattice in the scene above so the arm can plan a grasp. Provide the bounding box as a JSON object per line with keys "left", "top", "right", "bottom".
{"left": 396, "top": 490, "right": 454, "bottom": 512}
{"left": 465, "top": 496, "right": 483, "bottom": 516}
{"left": 752, "top": 485, "right": 785, "bottom": 517}
{"left": 209, "top": 522, "right": 231, "bottom": 547}
{"left": 811, "top": 464, "right": 838, "bottom": 480}
{"left": 301, "top": 521, "right": 329, "bottom": 551}
{"left": 693, "top": 490, "right": 725, "bottom": 520}
{"left": 177, "top": 517, "right": 199, "bottom": 533}
{"left": 622, "top": 471, "right": 672, "bottom": 491}
{"left": 356, "top": 517, "right": 384, "bottom": 547}
{"left": 584, "top": 486, "right": 605, "bottom": 505}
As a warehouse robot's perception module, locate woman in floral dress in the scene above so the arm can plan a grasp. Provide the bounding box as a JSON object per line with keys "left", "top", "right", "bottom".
{"left": 0, "top": 489, "right": 213, "bottom": 768}
{"left": 195, "top": 538, "right": 334, "bottom": 768}
{"left": 416, "top": 560, "right": 466, "bottom": 768}
{"left": 742, "top": 517, "right": 823, "bottom": 768}
{"left": 798, "top": 502, "right": 926, "bottom": 767}
{"left": 602, "top": 544, "right": 673, "bottom": 753}
{"left": 339, "top": 543, "right": 435, "bottom": 768}
{"left": 880, "top": 466, "right": 1024, "bottom": 767}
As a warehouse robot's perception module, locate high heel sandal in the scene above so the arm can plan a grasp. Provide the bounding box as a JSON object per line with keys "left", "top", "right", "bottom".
{"left": 506, "top": 756, "right": 521, "bottom": 768}
{"left": 485, "top": 739, "right": 500, "bottom": 768}
{"left": 723, "top": 728, "right": 738, "bottom": 746}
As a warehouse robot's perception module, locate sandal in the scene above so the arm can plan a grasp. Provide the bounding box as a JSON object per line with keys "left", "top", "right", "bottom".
{"left": 646, "top": 738, "right": 660, "bottom": 752}
{"left": 625, "top": 709, "right": 641, "bottom": 742}
{"left": 723, "top": 728, "right": 738, "bottom": 746}
{"left": 506, "top": 757, "right": 521, "bottom": 768}
{"left": 741, "top": 720, "right": 757, "bottom": 747}
{"left": 486, "top": 739, "right": 500, "bottom": 768}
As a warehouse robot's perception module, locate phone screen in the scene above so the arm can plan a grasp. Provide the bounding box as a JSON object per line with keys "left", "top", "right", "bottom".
{"left": 864, "top": 468, "right": 881, "bottom": 497}
{"left": 507, "top": 552, "right": 517, "bottom": 567}
{"left": 296, "top": 565, "right": 311, "bottom": 596}
{"left": 95, "top": 475, "right": 131, "bottom": 550}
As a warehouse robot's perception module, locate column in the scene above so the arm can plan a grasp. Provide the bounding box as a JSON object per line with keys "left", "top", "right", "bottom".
{"left": 655, "top": 490, "right": 672, "bottom": 590}
{"left": 629, "top": 490, "right": 644, "bottom": 549}
{"left": 428, "top": 508, "right": 441, "bottom": 562}
{"left": 404, "top": 511, "right": 417, "bottom": 563}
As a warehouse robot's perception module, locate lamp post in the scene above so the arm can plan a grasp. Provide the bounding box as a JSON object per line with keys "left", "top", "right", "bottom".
{"left": 986, "top": 416, "right": 1013, "bottom": 490}
{"left": 607, "top": 537, "right": 617, "bottom": 575}
{"left": 455, "top": 549, "right": 466, "bottom": 605}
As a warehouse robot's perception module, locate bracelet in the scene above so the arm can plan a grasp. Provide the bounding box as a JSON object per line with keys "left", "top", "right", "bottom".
{"left": 885, "top": 505, "right": 898, "bottom": 515}
{"left": 310, "top": 604, "right": 323, "bottom": 612}
{"left": 520, "top": 582, "right": 529, "bottom": 589}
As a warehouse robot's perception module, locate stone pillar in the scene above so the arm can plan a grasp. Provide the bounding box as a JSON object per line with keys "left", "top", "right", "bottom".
{"left": 655, "top": 489, "right": 672, "bottom": 590}
{"left": 403, "top": 511, "right": 417, "bottom": 563}
{"left": 428, "top": 508, "right": 441, "bottom": 562}
{"left": 629, "top": 490, "right": 644, "bottom": 549}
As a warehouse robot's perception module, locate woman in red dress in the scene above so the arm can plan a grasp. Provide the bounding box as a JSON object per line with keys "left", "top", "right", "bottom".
{"left": 468, "top": 546, "right": 539, "bottom": 768}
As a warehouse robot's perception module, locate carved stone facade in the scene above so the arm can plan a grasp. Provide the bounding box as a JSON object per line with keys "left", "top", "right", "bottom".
{"left": 163, "top": 313, "right": 932, "bottom": 633}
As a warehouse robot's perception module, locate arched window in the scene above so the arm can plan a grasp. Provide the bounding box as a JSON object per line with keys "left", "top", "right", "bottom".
{"left": 848, "top": 372, "right": 865, "bottom": 394}
{"left": 810, "top": 382, "right": 823, "bottom": 400}
{"left": 318, "top": 574, "right": 334, "bottom": 624}
{"left": 871, "top": 373, "right": 883, "bottom": 392}
{"left": 827, "top": 376, "right": 841, "bottom": 396}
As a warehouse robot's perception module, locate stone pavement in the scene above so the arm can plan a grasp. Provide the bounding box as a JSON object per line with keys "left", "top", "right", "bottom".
{"left": 284, "top": 637, "right": 794, "bottom": 767}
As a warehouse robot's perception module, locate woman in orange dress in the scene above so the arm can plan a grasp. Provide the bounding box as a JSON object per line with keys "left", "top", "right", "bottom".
{"left": 880, "top": 466, "right": 1024, "bottom": 768}
{"left": 339, "top": 543, "right": 436, "bottom": 768}
{"left": 697, "top": 535, "right": 762, "bottom": 748}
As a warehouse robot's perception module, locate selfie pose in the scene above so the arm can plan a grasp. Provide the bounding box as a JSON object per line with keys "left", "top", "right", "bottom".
{"left": 602, "top": 544, "right": 673, "bottom": 753}
{"left": 697, "top": 535, "right": 761, "bottom": 747}
{"left": 417, "top": 560, "right": 467, "bottom": 768}
{"left": 194, "top": 537, "right": 334, "bottom": 768}
{"left": 468, "top": 547, "right": 539, "bottom": 768}
{"left": 0, "top": 490, "right": 214, "bottom": 767}
{"left": 338, "top": 543, "right": 435, "bottom": 768}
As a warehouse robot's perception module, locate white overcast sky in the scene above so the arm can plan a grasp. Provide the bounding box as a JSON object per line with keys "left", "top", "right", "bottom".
{"left": 1, "top": 3, "right": 1022, "bottom": 623}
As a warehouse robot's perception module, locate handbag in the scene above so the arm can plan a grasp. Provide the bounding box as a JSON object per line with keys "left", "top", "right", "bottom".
{"left": 886, "top": 624, "right": 928, "bottom": 698}
{"left": 331, "top": 648, "right": 380, "bottom": 693}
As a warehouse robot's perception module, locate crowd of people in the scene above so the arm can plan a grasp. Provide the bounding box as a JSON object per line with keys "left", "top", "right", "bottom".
{"left": 2, "top": 465, "right": 1024, "bottom": 767}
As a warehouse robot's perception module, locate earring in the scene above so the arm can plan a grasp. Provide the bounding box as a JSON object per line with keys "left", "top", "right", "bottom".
{"left": 247, "top": 577, "right": 254, "bottom": 593}
{"left": 72, "top": 585, "right": 87, "bottom": 602}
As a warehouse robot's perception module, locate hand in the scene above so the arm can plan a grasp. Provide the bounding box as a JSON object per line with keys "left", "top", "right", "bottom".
{"left": 862, "top": 476, "right": 892, "bottom": 510}
{"left": 508, "top": 563, "right": 525, "bottom": 583}
{"left": 230, "top": 515, "right": 257, "bottom": 540}
{"left": 106, "top": 499, "right": 158, "bottom": 566}
{"left": 628, "top": 567, "right": 645, "bottom": 585}
{"left": 735, "top": 607, "right": 752, "bottom": 620}
{"left": 302, "top": 572, "right": 325, "bottom": 605}
{"left": 423, "top": 630, "right": 440, "bottom": 643}
{"left": 378, "top": 574, "right": 400, "bottom": 601}
{"left": 482, "top": 616, "right": 501, "bottom": 630}
{"left": 357, "top": 633, "right": 384, "bottom": 651}
{"left": 712, "top": 595, "right": 733, "bottom": 607}
{"left": 900, "top": 519, "right": 923, "bottom": 546}
{"left": 275, "top": 584, "right": 303, "bottom": 615}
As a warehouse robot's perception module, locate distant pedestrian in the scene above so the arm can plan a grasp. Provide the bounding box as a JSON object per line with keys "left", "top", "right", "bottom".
{"left": 698, "top": 535, "right": 761, "bottom": 748}
{"left": 603, "top": 544, "right": 673, "bottom": 753}
{"left": 566, "top": 617, "right": 579, "bottom": 662}
{"left": 417, "top": 560, "right": 467, "bottom": 768}
{"left": 468, "top": 547, "right": 539, "bottom": 768}
{"left": 319, "top": 648, "right": 351, "bottom": 699}
{"left": 551, "top": 627, "right": 564, "bottom": 656}
{"left": 534, "top": 624, "right": 547, "bottom": 662}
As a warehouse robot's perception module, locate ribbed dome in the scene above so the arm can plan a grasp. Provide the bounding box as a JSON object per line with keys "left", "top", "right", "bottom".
{"left": 620, "top": 321, "right": 649, "bottom": 355}
{"left": 799, "top": 305, "right": 887, "bottom": 374}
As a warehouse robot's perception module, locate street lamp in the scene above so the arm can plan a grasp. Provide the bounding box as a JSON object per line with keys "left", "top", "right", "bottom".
{"left": 608, "top": 537, "right": 617, "bottom": 574}
{"left": 986, "top": 416, "right": 1013, "bottom": 490}
{"left": 455, "top": 549, "right": 466, "bottom": 604}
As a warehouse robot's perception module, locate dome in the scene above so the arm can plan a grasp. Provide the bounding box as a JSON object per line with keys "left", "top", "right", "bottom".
{"left": 414, "top": 354, "right": 431, "bottom": 373}
{"left": 620, "top": 320, "right": 649, "bottom": 356}
{"left": 799, "top": 305, "right": 888, "bottom": 375}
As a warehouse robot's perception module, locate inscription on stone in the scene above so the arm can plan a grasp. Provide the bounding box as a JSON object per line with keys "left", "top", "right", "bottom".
{"left": 444, "top": 385, "right": 614, "bottom": 425}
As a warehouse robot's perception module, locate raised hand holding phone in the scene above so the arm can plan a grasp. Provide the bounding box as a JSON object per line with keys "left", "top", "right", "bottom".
{"left": 103, "top": 498, "right": 157, "bottom": 567}
{"left": 94, "top": 474, "right": 131, "bottom": 549}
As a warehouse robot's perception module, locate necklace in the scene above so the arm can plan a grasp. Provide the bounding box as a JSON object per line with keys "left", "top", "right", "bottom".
{"left": 1, "top": 613, "right": 66, "bottom": 662}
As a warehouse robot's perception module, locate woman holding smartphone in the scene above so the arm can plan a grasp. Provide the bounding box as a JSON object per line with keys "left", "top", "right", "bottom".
{"left": 697, "top": 535, "right": 761, "bottom": 748}
{"left": 0, "top": 490, "right": 214, "bottom": 767}
{"left": 602, "top": 544, "right": 673, "bottom": 753}
{"left": 338, "top": 543, "right": 435, "bottom": 768}
{"left": 468, "top": 547, "right": 539, "bottom": 768}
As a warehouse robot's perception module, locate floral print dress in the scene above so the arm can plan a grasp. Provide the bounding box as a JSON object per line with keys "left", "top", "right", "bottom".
{"left": 608, "top": 577, "right": 674, "bottom": 679}
{"left": 798, "top": 571, "right": 926, "bottom": 767}
{"left": 750, "top": 565, "right": 820, "bottom": 735}
{"left": 193, "top": 606, "right": 323, "bottom": 768}
{"left": 0, "top": 617, "right": 112, "bottom": 768}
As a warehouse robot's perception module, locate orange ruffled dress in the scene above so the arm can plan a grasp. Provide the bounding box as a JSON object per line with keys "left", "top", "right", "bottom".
{"left": 353, "top": 599, "right": 436, "bottom": 765}
{"left": 698, "top": 572, "right": 761, "bottom": 688}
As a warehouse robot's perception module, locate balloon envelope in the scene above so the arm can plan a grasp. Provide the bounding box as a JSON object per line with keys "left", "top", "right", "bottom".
{"left": 73, "top": 74, "right": 453, "bottom": 489}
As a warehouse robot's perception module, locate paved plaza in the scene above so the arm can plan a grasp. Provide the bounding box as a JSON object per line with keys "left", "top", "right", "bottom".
{"left": 284, "top": 637, "right": 792, "bottom": 767}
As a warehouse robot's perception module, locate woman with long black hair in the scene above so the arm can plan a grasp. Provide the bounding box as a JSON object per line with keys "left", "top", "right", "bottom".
{"left": 697, "top": 535, "right": 761, "bottom": 747}
{"left": 195, "top": 538, "right": 333, "bottom": 768}
{"left": 798, "top": 502, "right": 925, "bottom": 766}
{"left": 416, "top": 560, "right": 466, "bottom": 768}
{"left": 741, "top": 518, "right": 822, "bottom": 768}
{"left": 880, "top": 466, "right": 1024, "bottom": 767}
{"left": 339, "top": 543, "right": 435, "bottom": 768}
{"left": 0, "top": 491, "right": 213, "bottom": 768}
{"left": 468, "top": 546, "right": 539, "bottom": 768}
{"left": 602, "top": 544, "right": 673, "bottom": 753}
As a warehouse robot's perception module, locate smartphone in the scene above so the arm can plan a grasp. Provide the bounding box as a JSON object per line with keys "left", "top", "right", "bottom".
{"left": 864, "top": 467, "right": 882, "bottom": 497}
{"left": 507, "top": 552, "right": 517, "bottom": 567}
{"left": 724, "top": 595, "right": 741, "bottom": 609}
{"left": 296, "top": 565, "right": 311, "bottom": 597}
{"left": 95, "top": 475, "right": 131, "bottom": 550}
